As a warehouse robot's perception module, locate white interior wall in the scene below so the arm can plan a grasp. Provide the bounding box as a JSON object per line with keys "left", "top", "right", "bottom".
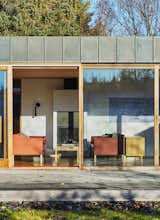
{"left": 21, "top": 78, "right": 64, "bottom": 149}
{"left": 53, "top": 90, "right": 78, "bottom": 148}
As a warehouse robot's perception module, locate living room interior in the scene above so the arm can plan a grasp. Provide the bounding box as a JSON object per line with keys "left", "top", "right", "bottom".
{"left": 12, "top": 66, "right": 79, "bottom": 167}
{"left": 11, "top": 66, "right": 156, "bottom": 168}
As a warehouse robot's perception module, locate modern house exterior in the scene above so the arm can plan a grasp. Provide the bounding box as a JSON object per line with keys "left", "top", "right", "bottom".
{"left": 0, "top": 36, "right": 160, "bottom": 170}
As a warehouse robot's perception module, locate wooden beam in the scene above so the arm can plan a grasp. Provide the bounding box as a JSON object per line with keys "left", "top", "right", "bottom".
{"left": 3, "top": 71, "right": 7, "bottom": 159}
{"left": 79, "top": 64, "right": 84, "bottom": 169}
{"left": 13, "top": 66, "right": 78, "bottom": 70}
{"left": 7, "top": 66, "right": 14, "bottom": 168}
{"left": 82, "top": 64, "right": 156, "bottom": 69}
{"left": 154, "top": 65, "right": 159, "bottom": 167}
{"left": 11, "top": 63, "right": 80, "bottom": 67}
{"left": 0, "top": 66, "right": 8, "bottom": 70}
{"left": 13, "top": 69, "right": 79, "bottom": 79}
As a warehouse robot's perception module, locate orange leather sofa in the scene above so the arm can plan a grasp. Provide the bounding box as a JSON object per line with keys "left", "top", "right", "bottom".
{"left": 13, "top": 133, "right": 46, "bottom": 165}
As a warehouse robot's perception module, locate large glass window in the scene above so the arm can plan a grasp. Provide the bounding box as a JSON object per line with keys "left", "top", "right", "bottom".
{"left": 0, "top": 70, "right": 7, "bottom": 159}
{"left": 83, "top": 68, "right": 154, "bottom": 167}
{"left": 13, "top": 80, "right": 21, "bottom": 134}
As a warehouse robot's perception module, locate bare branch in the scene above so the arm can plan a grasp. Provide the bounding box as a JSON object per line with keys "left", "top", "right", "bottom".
{"left": 93, "top": 0, "right": 160, "bottom": 36}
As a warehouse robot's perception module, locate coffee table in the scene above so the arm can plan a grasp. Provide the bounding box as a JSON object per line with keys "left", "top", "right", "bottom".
{"left": 55, "top": 145, "right": 79, "bottom": 166}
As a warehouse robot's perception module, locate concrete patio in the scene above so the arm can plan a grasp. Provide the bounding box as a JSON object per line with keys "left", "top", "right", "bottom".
{"left": 0, "top": 169, "right": 160, "bottom": 201}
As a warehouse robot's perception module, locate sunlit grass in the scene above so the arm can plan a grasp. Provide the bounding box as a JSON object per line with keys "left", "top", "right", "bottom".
{"left": 1, "top": 208, "right": 160, "bottom": 220}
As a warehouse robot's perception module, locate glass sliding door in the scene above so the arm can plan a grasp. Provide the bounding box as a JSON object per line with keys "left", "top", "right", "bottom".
{"left": 83, "top": 68, "right": 154, "bottom": 167}
{"left": 0, "top": 69, "right": 8, "bottom": 166}
{"left": 13, "top": 80, "right": 21, "bottom": 134}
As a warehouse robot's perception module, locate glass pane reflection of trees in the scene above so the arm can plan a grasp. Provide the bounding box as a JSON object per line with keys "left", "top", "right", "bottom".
{"left": 0, "top": 71, "right": 6, "bottom": 158}
{"left": 83, "top": 69, "right": 154, "bottom": 167}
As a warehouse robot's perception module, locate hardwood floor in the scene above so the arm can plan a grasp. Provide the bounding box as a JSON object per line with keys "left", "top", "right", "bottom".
{"left": 14, "top": 156, "right": 78, "bottom": 168}
{"left": 14, "top": 156, "right": 154, "bottom": 168}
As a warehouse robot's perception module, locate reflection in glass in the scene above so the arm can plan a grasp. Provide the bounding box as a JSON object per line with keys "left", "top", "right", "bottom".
{"left": 83, "top": 68, "right": 154, "bottom": 166}
{"left": 0, "top": 71, "right": 7, "bottom": 158}
{"left": 13, "top": 80, "right": 21, "bottom": 134}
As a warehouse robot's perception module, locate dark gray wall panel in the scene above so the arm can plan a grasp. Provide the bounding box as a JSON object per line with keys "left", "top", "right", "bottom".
{"left": 63, "top": 37, "right": 80, "bottom": 62}
{"left": 136, "top": 37, "right": 153, "bottom": 63}
{"left": 154, "top": 37, "right": 160, "bottom": 63}
{"left": 0, "top": 37, "right": 10, "bottom": 62}
{"left": 45, "top": 37, "right": 62, "bottom": 62}
{"left": 28, "top": 37, "right": 45, "bottom": 62}
{"left": 0, "top": 36, "right": 158, "bottom": 64}
{"left": 99, "top": 37, "right": 116, "bottom": 63}
{"left": 11, "top": 37, "right": 27, "bottom": 62}
{"left": 81, "top": 37, "right": 98, "bottom": 63}
{"left": 117, "top": 37, "right": 135, "bottom": 63}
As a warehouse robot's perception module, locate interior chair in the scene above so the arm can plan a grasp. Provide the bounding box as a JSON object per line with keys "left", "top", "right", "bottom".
{"left": 125, "top": 137, "right": 145, "bottom": 158}
{"left": 91, "top": 134, "right": 125, "bottom": 165}
{"left": 13, "top": 133, "right": 46, "bottom": 166}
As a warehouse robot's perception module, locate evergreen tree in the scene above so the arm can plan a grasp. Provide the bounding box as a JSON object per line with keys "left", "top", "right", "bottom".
{"left": 0, "top": 0, "right": 92, "bottom": 35}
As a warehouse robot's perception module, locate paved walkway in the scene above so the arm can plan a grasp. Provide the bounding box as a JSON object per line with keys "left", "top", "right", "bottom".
{"left": 0, "top": 169, "right": 160, "bottom": 201}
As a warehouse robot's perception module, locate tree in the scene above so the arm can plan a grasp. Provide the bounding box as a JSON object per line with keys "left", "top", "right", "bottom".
{"left": 91, "top": 0, "right": 115, "bottom": 36}
{"left": 0, "top": 0, "right": 92, "bottom": 35}
{"left": 93, "top": 0, "right": 160, "bottom": 36}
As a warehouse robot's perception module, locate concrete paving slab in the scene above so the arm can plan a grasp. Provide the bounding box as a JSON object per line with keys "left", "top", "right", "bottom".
{"left": 1, "top": 189, "right": 160, "bottom": 202}
{"left": 0, "top": 170, "right": 160, "bottom": 201}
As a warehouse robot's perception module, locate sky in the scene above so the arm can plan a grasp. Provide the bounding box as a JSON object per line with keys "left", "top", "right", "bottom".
{"left": 87, "top": 0, "right": 98, "bottom": 25}
{"left": 89, "top": 0, "right": 97, "bottom": 10}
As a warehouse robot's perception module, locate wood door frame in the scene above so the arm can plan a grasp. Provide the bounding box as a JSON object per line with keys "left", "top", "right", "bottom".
{"left": 7, "top": 66, "right": 13, "bottom": 167}
{"left": 12, "top": 64, "right": 81, "bottom": 169}
{"left": 79, "top": 64, "right": 83, "bottom": 169}
{"left": 154, "top": 65, "right": 159, "bottom": 167}
{"left": 80, "top": 64, "right": 160, "bottom": 170}
{"left": 0, "top": 66, "right": 13, "bottom": 167}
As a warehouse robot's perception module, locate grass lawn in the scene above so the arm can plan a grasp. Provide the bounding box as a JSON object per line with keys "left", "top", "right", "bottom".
{"left": 1, "top": 208, "right": 160, "bottom": 220}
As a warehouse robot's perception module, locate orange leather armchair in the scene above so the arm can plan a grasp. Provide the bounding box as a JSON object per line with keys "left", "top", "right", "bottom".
{"left": 13, "top": 133, "right": 46, "bottom": 165}
{"left": 91, "top": 135, "right": 125, "bottom": 165}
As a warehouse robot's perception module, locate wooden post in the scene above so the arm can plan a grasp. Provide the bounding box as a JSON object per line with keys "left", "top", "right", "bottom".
{"left": 7, "top": 65, "right": 14, "bottom": 168}
{"left": 3, "top": 69, "right": 7, "bottom": 159}
{"left": 79, "top": 64, "right": 83, "bottom": 169}
{"left": 154, "top": 65, "right": 159, "bottom": 167}
{"left": 0, "top": 66, "right": 8, "bottom": 167}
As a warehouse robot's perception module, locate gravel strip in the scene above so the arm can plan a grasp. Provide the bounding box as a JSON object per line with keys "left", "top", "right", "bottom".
{"left": 0, "top": 201, "right": 160, "bottom": 215}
